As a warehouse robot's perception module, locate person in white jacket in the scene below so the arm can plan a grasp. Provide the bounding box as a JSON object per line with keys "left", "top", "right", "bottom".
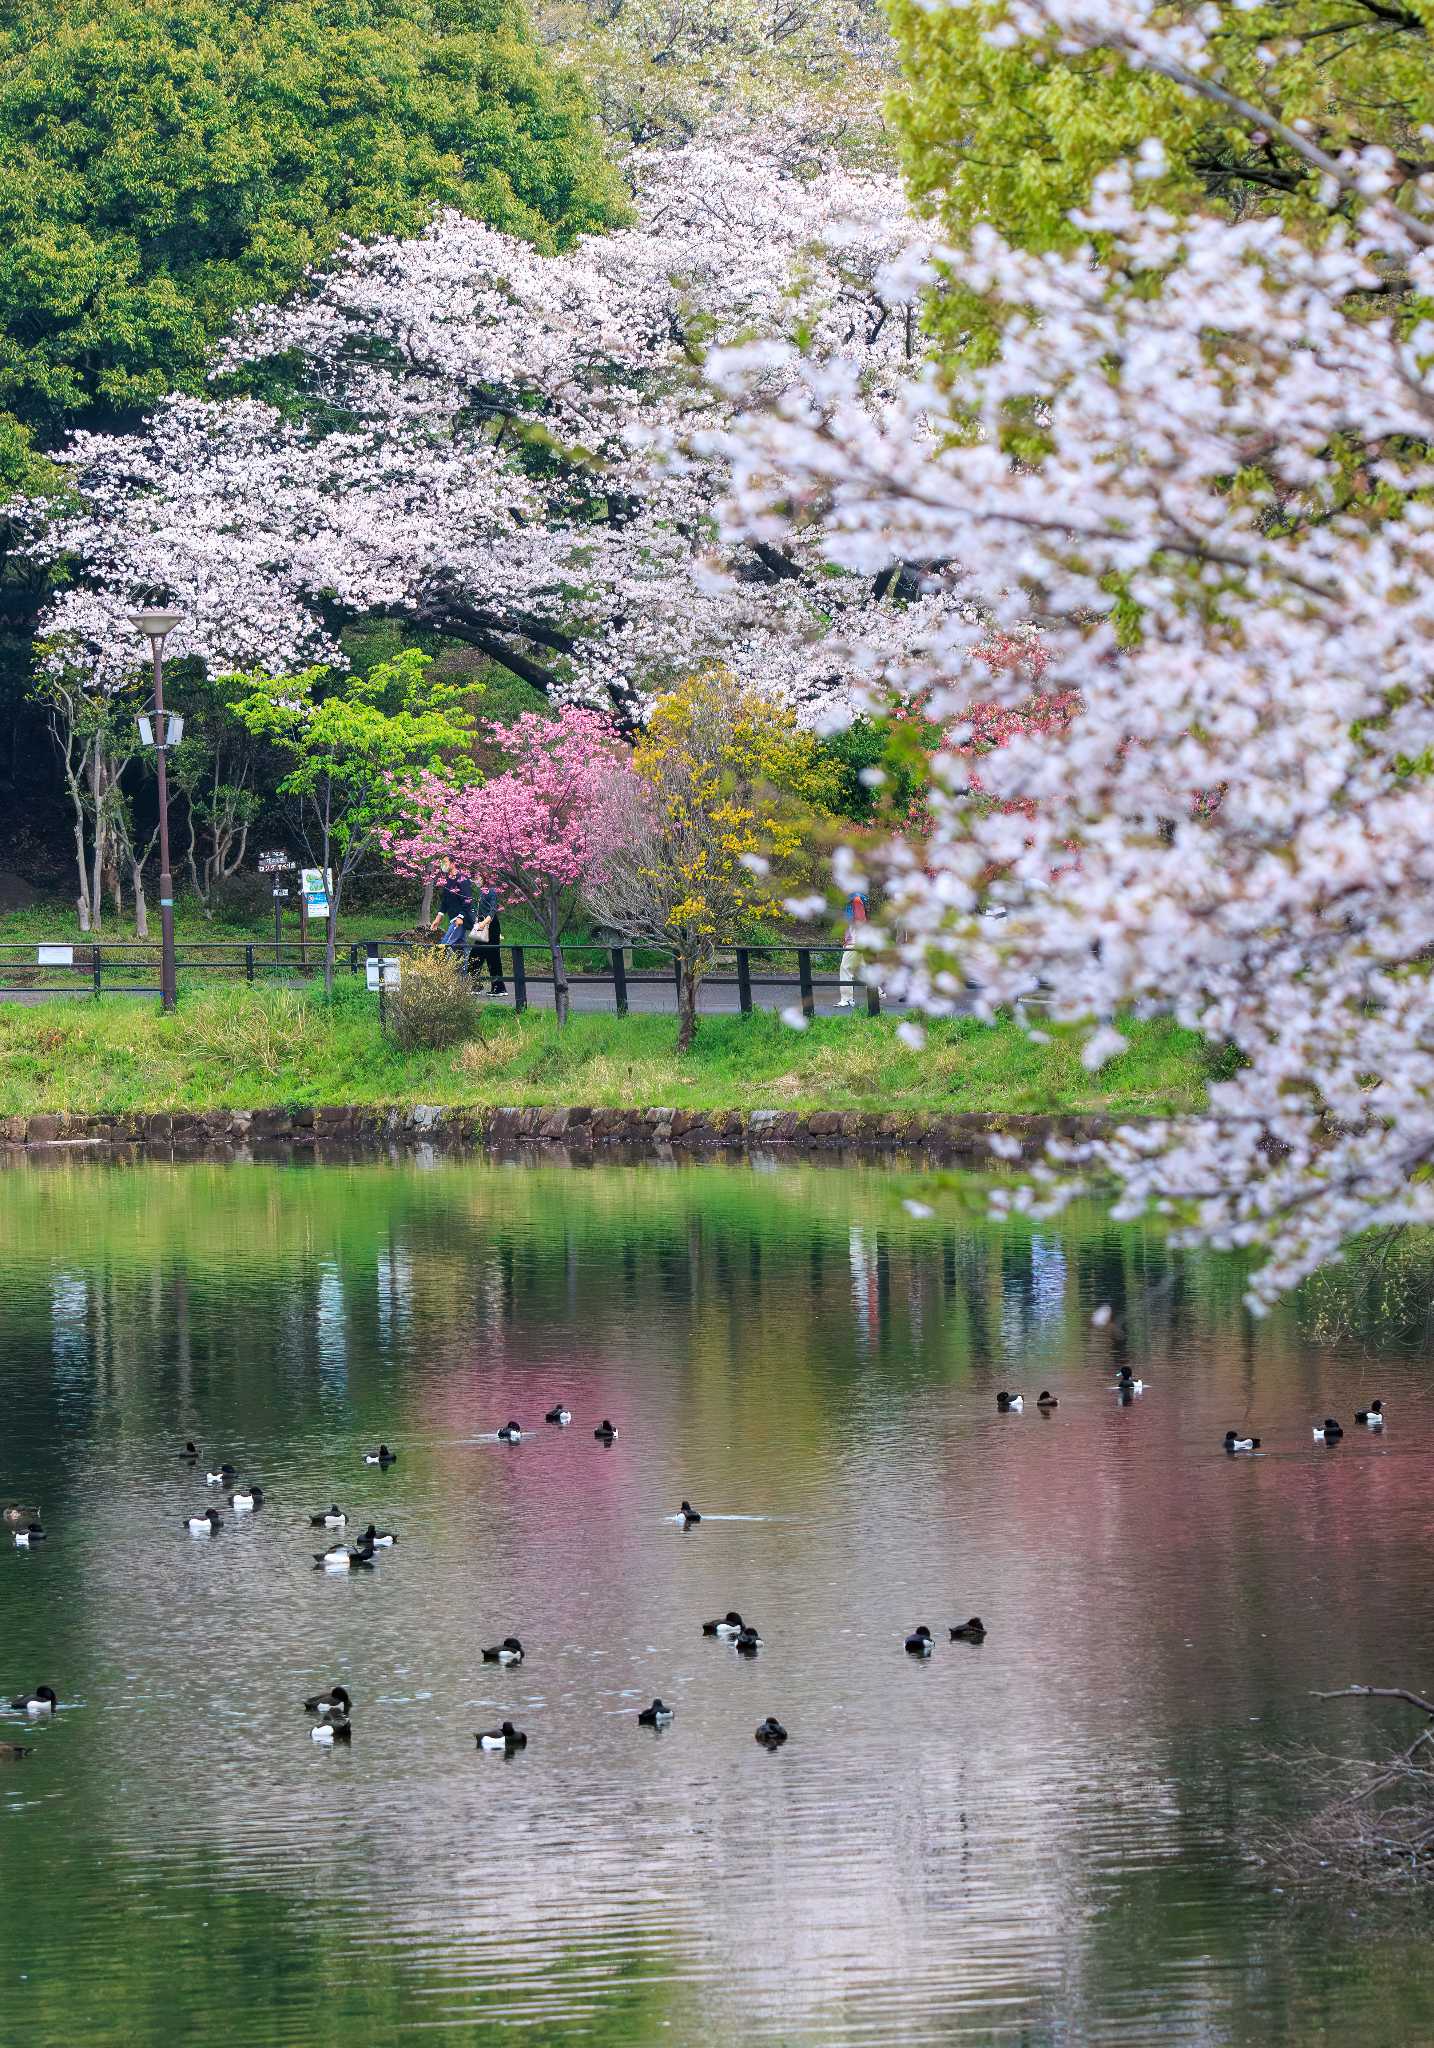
{"left": 838, "top": 890, "right": 869, "bottom": 1008}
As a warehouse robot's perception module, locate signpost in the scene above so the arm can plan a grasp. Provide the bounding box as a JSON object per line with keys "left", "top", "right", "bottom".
{"left": 300, "top": 867, "right": 331, "bottom": 970}
{"left": 258, "top": 851, "right": 294, "bottom": 963}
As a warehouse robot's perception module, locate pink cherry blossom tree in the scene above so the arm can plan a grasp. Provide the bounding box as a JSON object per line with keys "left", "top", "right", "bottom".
{"left": 384, "top": 708, "right": 634, "bottom": 1025}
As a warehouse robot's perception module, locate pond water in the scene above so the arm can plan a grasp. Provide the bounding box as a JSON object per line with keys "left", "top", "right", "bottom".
{"left": 1, "top": 1155, "right": 1432, "bottom": 2045}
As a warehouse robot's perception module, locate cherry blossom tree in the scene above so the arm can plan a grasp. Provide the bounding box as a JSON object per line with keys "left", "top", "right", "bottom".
{"left": 714, "top": 23, "right": 1434, "bottom": 1304}
{"left": 384, "top": 708, "right": 632, "bottom": 1024}
{"left": 32, "top": 120, "right": 957, "bottom": 727}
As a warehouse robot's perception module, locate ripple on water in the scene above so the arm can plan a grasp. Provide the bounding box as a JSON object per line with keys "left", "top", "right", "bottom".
{"left": 2, "top": 1157, "right": 1433, "bottom": 2044}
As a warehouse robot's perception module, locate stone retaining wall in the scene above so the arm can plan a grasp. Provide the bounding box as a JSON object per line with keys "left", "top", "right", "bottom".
{"left": 0, "top": 1104, "right": 1119, "bottom": 1162}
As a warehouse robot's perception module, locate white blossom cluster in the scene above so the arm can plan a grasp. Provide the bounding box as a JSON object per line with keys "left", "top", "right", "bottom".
{"left": 36, "top": 119, "right": 943, "bottom": 720}
{"left": 718, "top": 140, "right": 1434, "bottom": 1302}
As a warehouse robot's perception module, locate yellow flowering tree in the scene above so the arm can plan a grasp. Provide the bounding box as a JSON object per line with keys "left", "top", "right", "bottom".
{"left": 588, "top": 669, "right": 834, "bottom": 1051}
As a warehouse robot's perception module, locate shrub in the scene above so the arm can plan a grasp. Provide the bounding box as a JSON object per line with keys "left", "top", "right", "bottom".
{"left": 384, "top": 950, "right": 477, "bottom": 1052}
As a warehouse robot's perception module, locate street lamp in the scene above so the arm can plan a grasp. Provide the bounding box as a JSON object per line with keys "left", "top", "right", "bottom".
{"left": 128, "top": 607, "right": 184, "bottom": 1013}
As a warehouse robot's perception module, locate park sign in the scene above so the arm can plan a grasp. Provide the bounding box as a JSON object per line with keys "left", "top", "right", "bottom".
{"left": 257, "top": 850, "right": 293, "bottom": 874}
{"left": 301, "top": 867, "right": 332, "bottom": 919}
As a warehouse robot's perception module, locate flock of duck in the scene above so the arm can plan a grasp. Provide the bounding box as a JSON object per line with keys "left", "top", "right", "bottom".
{"left": 5, "top": 1372, "right": 1391, "bottom": 1760}
{"left": 1223, "top": 1399, "right": 1385, "bottom": 1453}
{"left": 994, "top": 1366, "right": 1388, "bottom": 1454}
{"left": 2, "top": 1409, "right": 793, "bottom": 1757}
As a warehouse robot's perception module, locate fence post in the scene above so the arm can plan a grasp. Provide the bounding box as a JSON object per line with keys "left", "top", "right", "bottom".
{"left": 866, "top": 979, "right": 881, "bottom": 1018}
{"left": 611, "top": 945, "right": 628, "bottom": 1017}
{"left": 245, "top": 944, "right": 254, "bottom": 985}
{"left": 349, "top": 944, "right": 358, "bottom": 976}
{"left": 92, "top": 946, "right": 102, "bottom": 1000}
{"left": 736, "top": 948, "right": 753, "bottom": 1017}
{"left": 798, "top": 947, "right": 815, "bottom": 1021}
{"left": 512, "top": 946, "right": 527, "bottom": 1012}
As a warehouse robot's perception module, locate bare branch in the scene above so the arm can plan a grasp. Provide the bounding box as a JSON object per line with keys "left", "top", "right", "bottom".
{"left": 1313, "top": 1684, "right": 1434, "bottom": 1715}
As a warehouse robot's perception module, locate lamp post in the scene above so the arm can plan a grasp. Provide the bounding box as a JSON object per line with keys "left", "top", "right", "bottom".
{"left": 128, "top": 608, "right": 184, "bottom": 1013}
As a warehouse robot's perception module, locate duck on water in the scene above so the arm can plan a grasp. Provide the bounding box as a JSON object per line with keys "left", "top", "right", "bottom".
{"left": 482, "top": 1638, "right": 524, "bottom": 1666}
{"left": 305, "top": 1686, "right": 352, "bottom": 1717}
{"left": 476, "top": 1721, "right": 527, "bottom": 1753}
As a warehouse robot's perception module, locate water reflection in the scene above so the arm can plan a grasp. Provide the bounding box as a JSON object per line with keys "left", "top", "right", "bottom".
{"left": 0, "top": 1157, "right": 1429, "bottom": 2045}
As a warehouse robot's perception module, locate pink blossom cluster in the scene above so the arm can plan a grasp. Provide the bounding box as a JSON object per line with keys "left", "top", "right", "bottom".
{"left": 383, "top": 709, "right": 634, "bottom": 905}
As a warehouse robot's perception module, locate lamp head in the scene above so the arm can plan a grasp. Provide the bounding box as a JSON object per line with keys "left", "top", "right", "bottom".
{"left": 126, "top": 608, "right": 184, "bottom": 643}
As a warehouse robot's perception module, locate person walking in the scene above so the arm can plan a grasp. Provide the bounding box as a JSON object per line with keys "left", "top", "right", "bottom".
{"left": 431, "top": 872, "right": 475, "bottom": 960}
{"left": 838, "top": 889, "right": 869, "bottom": 1009}
{"left": 468, "top": 877, "right": 506, "bottom": 995}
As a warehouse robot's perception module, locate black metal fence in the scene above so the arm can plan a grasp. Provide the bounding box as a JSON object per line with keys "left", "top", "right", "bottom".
{"left": 0, "top": 937, "right": 883, "bottom": 1018}
{"left": 469, "top": 941, "right": 884, "bottom": 1019}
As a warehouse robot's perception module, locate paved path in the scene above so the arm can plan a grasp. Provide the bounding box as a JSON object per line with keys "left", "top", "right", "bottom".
{"left": 0, "top": 963, "right": 918, "bottom": 1019}
{"left": 473, "top": 970, "right": 915, "bottom": 1021}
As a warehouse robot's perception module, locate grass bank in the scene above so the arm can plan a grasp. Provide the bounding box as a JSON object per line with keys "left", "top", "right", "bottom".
{"left": 0, "top": 982, "right": 1211, "bottom": 1118}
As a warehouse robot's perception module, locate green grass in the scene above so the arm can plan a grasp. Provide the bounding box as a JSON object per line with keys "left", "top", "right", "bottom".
{"left": 0, "top": 891, "right": 439, "bottom": 952}
{"left": 0, "top": 982, "right": 1211, "bottom": 1118}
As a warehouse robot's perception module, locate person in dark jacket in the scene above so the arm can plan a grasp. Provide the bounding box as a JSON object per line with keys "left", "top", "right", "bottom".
{"left": 430, "top": 874, "right": 474, "bottom": 958}
{"left": 467, "top": 879, "right": 506, "bottom": 994}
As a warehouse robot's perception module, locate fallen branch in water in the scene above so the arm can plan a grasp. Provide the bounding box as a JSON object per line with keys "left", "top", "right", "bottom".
{"left": 1267, "top": 1684, "right": 1434, "bottom": 1891}
{"left": 1312, "top": 1686, "right": 1434, "bottom": 1716}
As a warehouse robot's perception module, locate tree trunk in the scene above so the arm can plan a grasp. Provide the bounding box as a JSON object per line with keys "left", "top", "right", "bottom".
{"left": 185, "top": 808, "right": 207, "bottom": 914}
{"left": 132, "top": 862, "right": 149, "bottom": 940}
{"left": 676, "top": 958, "right": 699, "bottom": 1054}
{"left": 89, "top": 741, "right": 104, "bottom": 935}
{"left": 420, "top": 879, "right": 434, "bottom": 926}
{"left": 323, "top": 872, "right": 341, "bottom": 994}
{"left": 549, "top": 936, "right": 569, "bottom": 1027}
{"left": 71, "top": 812, "right": 92, "bottom": 931}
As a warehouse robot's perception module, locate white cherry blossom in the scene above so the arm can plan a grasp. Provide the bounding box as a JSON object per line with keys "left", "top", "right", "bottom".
{"left": 34, "top": 121, "right": 942, "bottom": 722}
{"left": 717, "top": 113, "right": 1434, "bottom": 1302}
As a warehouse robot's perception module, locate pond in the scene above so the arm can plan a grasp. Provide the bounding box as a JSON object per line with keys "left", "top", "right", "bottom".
{"left": 1, "top": 1154, "right": 1431, "bottom": 2045}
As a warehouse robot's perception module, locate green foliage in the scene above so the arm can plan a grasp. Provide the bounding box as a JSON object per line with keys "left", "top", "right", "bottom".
{"left": 0, "top": 0, "right": 624, "bottom": 442}
{"left": 228, "top": 650, "right": 476, "bottom": 869}
{"left": 887, "top": 0, "right": 1434, "bottom": 359}
{"left": 814, "top": 713, "right": 930, "bottom": 823}
{"left": 341, "top": 622, "right": 553, "bottom": 764}
{"left": 384, "top": 948, "right": 479, "bottom": 1051}
{"left": 228, "top": 649, "right": 478, "bottom": 984}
